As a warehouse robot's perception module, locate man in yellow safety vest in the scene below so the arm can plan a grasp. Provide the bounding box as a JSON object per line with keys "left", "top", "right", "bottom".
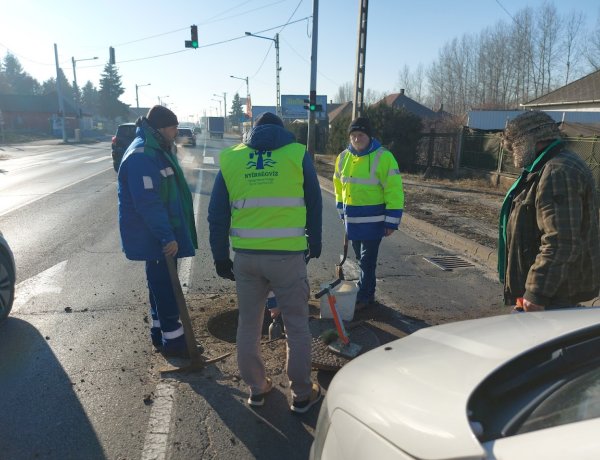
{"left": 208, "top": 112, "right": 323, "bottom": 414}
{"left": 333, "top": 116, "right": 404, "bottom": 310}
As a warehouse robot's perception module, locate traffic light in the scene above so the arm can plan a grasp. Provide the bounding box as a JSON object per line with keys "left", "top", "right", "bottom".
{"left": 185, "top": 25, "right": 199, "bottom": 49}
{"left": 109, "top": 47, "right": 115, "bottom": 65}
{"left": 191, "top": 25, "right": 198, "bottom": 48}
{"left": 303, "top": 98, "right": 322, "bottom": 112}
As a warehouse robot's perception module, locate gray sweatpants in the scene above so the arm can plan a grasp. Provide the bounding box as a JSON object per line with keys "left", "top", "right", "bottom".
{"left": 233, "top": 252, "right": 312, "bottom": 400}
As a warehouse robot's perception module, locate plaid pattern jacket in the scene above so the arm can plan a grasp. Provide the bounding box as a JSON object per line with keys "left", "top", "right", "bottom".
{"left": 504, "top": 146, "right": 600, "bottom": 306}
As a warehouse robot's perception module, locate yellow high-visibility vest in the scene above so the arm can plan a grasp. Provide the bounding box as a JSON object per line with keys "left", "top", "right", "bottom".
{"left": 220, "top": 142, "right": 308, "bottom": 251}
{"left": 334, "top": 147, "right": 404, "bottom": 209}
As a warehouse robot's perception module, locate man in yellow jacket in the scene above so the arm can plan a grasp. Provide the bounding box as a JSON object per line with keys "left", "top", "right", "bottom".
{"left": 333, "top": 116, "right": 404, "bottom": 310}
{"left": 208, "top": 112, "right": 323, "bottom": 413}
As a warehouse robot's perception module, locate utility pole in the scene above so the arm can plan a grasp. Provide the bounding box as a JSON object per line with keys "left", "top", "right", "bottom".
{"left": 54, "top": 44, "right": 67, "bottom": 142}
{"left": 136, "top": 83, "right": 151, "bottom": 109}
{"left": 223, "top": 92, "right": 228, "bottom": 132}
{"left": 352, "top": 0, "right": 369, "bottom": 120}
{"left": 307, "top": 0, "right": 319, "bottom": 159}
{"left": 275, "top": 33, "right": 281, "bottom": 117}
{"left": 245, "top": 32, "right": 281, "bottom": 116}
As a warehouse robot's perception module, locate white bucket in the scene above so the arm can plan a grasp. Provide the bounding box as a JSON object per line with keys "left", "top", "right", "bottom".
{"left": 319, "top": 280, "right": 358, "bottom": 321}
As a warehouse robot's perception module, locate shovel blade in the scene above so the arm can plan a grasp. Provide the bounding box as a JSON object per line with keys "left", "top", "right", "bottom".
{"left": 159, "top": 352, "right": 232, "bottom": 374}
{"left": 328, "top": 339, "right": 362, "bottom": 359}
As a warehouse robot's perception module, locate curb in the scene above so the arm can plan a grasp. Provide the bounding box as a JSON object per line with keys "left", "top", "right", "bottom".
{"left": 317, "top": 175, "right": 498, "bottom": 272}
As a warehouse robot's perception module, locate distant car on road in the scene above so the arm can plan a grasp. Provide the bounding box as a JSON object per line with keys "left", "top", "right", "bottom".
{"left": 111, "top": 123, "right": 137, "bottom": 172}
{"left": 311, "top": 308, "right": 600, "bottom": 460}
{"left": 176, "top": 127, "right": 196, "bottom": 147}
{"left": 0, "top": 231, "right": 16, "bottom": 323}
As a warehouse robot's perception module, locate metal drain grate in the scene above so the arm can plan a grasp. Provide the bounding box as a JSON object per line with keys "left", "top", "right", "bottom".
{"left": 423, "top": 255, "right": 474, "bottom": 271}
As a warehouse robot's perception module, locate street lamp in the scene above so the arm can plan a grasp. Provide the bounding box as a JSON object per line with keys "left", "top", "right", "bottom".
{"left": 71, "top": 55, "right": 98, "bottom": 120}
{"left": 245, "top": 31, "right": 281, "bottom": 117}
{"left": 213, "top": 92, "right": 227, "bottom": 130}
{"left": 158, "top": 95, "right": 170, "bottom": 106}
{"left": 211, "top": 98, "right": 222, "bottom": 117}
{"left": 231, "top": 75, "right": 250, "bottom": 127}
{"left": 135, "top": 83, "right": 151, "bottom": 109}
{"left": 71, "top": 56, "right": 98, "bottom": 91}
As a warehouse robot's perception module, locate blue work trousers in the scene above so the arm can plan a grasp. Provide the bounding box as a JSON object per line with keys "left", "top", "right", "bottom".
{"left": 351, "top": 238, "right": 382, "bottom": 303}
{"left": 145, "top": 259, "right": 184, "bottom": 342}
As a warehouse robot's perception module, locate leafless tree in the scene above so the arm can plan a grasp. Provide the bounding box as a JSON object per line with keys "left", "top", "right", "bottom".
{"left": 334, "top": 82, "right": 353, "bottom": 103}
{"left": 364, "top": 88, "right": 384, "bottom": 105}
{"left": 562, "top": 10, "right": 584, "bottom": 85}
{"left": 584, "top": 10, "right": 600, "bottom": 70}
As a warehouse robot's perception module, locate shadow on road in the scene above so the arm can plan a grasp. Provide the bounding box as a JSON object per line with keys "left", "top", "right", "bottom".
{"left": 0, "top": 317, "right": 105, "bottom": 459}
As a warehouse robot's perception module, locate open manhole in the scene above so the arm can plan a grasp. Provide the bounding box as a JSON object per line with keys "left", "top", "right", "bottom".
{"left": 206, "top": 308, "right": 284, "bottom": 343}
{"left": 423, "top": 255, "right": 474, "bottom": 271}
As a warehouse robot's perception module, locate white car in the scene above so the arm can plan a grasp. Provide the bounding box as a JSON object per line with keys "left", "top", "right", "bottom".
{"left": 0, "top": 230, "right": 16, "bottom": 322}
{"left": 311, "top": 308, "right": 600, "bottom": 460}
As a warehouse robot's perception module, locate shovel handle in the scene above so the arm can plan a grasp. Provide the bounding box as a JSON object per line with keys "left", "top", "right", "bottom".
{"left": 165, "top": 255, "right": 203, "bottom": 363}
{"left": 315, "top": 278, "right": 342, "bottom": 299}
{"left": 339, "top": 233, "right": 348, "bottom": 265}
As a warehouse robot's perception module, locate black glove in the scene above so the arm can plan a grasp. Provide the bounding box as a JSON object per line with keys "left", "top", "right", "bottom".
{"left": 305, "top": 244, "right": 322, "bottom": 263}
{"left": 215, "top": 259, "right": 235, "bottom": 281}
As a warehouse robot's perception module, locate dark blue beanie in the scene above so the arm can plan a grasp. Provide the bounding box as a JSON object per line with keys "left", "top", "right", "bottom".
{"left": 254, "top": 112, "right": 283, "bottom": 127}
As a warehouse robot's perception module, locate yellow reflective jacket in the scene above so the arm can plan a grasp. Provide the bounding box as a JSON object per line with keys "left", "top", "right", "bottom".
{"left": 333, "top": 142, "right": 404, "bottom": 240}
{"left": 220, "top": 142, "right": 308, "bottom": 251}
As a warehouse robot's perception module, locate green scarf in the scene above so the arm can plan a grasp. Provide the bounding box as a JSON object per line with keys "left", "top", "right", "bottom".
{"left": 164, "top": 152, "right": 198, "bottom": 249}
{"left": 497, "top": 139, "right": 562, "bottom": 283}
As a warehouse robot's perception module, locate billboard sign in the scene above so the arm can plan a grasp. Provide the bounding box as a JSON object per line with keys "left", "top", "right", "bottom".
{"left": 281, "top": 94, "right": 328, "bottom": 120}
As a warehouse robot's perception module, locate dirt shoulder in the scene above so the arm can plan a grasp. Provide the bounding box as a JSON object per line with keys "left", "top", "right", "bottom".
{"left": 314, "top": 155, "right": 506, "bottom": 251}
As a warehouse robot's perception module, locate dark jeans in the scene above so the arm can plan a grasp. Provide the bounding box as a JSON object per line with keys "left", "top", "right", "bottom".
{"left": 145, "top": 259, "right": 182, "bottom": 337}
{"left": 351, "top": 238, "right": 382, "bottom": 303}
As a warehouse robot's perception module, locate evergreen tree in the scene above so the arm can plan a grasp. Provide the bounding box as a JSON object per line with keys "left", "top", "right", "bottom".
{"left": 81, "top": 81, "right": 100, "bottom": 115}
{"left": 229, "top": 93, "right": 244, "bottom": 127}
{"left": 0, "top": 52, "right": 40, "bottom": 95}
{"left": 326, "top": 105, "right": 422, "bottom": 170}
{"left": 98, "top": 62, "right": 129, "bottom": 121}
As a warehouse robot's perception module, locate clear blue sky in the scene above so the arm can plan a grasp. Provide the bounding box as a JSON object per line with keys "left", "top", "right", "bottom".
{"left": 1, "top": 0, "right": 598, "bottom": 123}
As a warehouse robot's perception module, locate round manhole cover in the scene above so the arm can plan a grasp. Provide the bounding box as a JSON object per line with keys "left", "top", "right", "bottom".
{"left": 206, "top": 308, "right": 272, "bottom": 343}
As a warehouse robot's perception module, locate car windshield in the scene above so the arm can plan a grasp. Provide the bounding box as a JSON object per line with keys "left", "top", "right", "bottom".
{"left": 516, "top": 365, "right": 600, "bottom": 434}
{"left": 468, "top": 327, "right": 600, "bottom": 441}
{"left": 178, "top": 129, "right": 192, "bottom": 136}
{"left": 117, "top": 125, "right": 136, "bottom": 137}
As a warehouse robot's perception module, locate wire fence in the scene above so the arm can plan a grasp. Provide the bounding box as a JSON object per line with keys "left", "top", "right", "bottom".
{"left": 415, "top": 129, "right": 600, "bottom": 198}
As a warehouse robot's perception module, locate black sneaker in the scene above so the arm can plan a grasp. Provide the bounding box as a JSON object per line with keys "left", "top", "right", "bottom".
{"left": 248, "top": 377, "right": 273, "bottom": 407}
{"left": 161, "top": 342, "right": 204, "bottom": 359}
{"left": 355, "top": 299, "right": 377, "bottom": 311}
{"left": 291, "top": 383, "right": 322, "bottom": 414}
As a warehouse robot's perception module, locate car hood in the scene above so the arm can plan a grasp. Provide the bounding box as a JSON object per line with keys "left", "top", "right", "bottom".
{"left": 326, "top": 309, "right": 600, "bottom": 460}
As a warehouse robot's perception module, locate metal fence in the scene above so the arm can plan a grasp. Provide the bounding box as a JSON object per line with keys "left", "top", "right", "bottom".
{"left": 413, "top": 129, "right": 600, "bottom": 197}
{"left": 459, "top": 130, "right": 600, "bottom": 197}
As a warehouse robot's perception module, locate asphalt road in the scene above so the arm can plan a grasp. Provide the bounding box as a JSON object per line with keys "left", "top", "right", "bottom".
{"left": 0, "top": 135, "right": 505, "bottom": 459}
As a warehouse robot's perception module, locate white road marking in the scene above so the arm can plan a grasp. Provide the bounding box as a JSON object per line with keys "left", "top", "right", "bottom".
{"left": 203, "top": 156, "right": 214, "bottom": 164}
{"left": 141, "top": 381, "right": 177, "bottom": 460}
{"left": 12, "top": 260, "right": 67, "bottom": 313}
{"left": 0, "top": 167, "right": 112, "bottom": 217}
{"left": 61, "top": 156, "right": 93, "bottom": 163}
{"left": 141, "top": 154, "right": 206, "bottom": 459}
{"left": 86, "top": 156, "right": 111, "bottom": 163}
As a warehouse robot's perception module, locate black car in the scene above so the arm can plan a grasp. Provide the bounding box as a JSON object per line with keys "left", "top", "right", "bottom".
{"left": 176, "top": 127, "right": 196, "bottom": 147}
{"left": 111, "top": 123, "right": 137, "bottom": 171}
{"left": 0, "top": 231, "right": 16, "bottom": 323}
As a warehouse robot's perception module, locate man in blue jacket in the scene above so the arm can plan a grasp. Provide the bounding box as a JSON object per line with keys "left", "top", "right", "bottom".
{"left": 118, "top": 105, "right": 199, "bottom": 358}
{"left": 208, "top": 112, "right": 323, "bottom": 413}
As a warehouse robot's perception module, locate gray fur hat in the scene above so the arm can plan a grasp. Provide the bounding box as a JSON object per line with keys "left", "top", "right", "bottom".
{"left": 503, "top": 111, "right": 561, "bottom": 154}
